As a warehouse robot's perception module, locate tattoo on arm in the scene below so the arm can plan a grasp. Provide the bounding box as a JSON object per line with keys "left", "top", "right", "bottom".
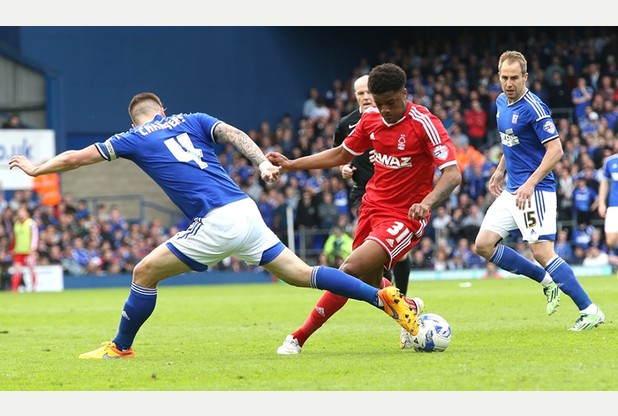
{"left": 215, "top": 123, "right": 266, "bottom": 166}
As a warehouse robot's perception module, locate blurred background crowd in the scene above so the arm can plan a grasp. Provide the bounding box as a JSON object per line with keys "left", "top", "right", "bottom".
{"left": 1, "top": 27, "right": 618, "bottom": 284}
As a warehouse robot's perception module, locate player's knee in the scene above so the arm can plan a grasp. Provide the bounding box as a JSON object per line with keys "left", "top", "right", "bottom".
{"left": 474, "top": 241, "right": 493, "bottom": 259}
{"left": 132, "top": 260, "right": 156, "bottom": 287}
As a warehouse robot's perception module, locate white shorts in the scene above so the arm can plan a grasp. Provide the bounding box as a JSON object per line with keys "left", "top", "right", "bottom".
{"left": 479, "top": 190, "right": 557, "bottom": 243}
{"left": 167, "top": 197, "right": 281, "bottom": 270}
{"left": 605, "top": 206, "right": 618, "bottom": 233}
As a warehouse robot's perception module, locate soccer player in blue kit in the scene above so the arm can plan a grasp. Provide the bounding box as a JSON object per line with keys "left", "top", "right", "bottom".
{"left": 474, "top": 51, "right": 605, "bottom": 331}
{"left": 598, "top": 152, "right": 618, "bottom": 259}
{"left": 8, "top": 92, "right": 417, "bottom": 358}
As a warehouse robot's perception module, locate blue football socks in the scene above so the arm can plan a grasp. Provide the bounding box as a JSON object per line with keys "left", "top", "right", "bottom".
{"left": 113, "top": 282, "right": 158, "bottom": 351}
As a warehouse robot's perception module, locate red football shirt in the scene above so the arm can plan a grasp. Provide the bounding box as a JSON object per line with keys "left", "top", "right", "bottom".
{"left": 343, "top": 101, "right": 457, "bottom": 216}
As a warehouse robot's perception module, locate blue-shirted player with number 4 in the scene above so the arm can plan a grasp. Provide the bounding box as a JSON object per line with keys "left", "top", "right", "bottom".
{"left": 8, "top": 92, "right": 417, "bottom": 359}
{"left": 474, "top": 51, "right": 604, "bottom": 331}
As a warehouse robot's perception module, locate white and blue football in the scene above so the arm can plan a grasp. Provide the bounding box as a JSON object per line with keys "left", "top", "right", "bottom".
{"left": 407, "top": 313, "right": 452, "bottom": 352}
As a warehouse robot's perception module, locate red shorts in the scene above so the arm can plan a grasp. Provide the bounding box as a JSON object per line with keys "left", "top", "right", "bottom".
{"left": 12, "top": 253, "right": 34, "bottom": 267}
{"left": 355, "top": 204, "right": 428, "bottom": 269}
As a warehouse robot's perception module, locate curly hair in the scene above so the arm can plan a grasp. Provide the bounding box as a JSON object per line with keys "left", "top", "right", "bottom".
{"left": 368, "top": 63, "right": 406, "bottom": 95}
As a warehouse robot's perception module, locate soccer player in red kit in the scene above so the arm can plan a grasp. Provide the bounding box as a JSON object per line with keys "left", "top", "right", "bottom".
{"left": 267, "top": 63, "right": 462, "bottom": 354}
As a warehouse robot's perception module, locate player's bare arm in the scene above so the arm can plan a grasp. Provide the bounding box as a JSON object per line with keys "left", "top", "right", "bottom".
{"left": 409, "top": 165, "right": 461, "bottom": 220}
{"left": 214, "top": 122, "right": 280, "bottom": 182}
{"left": 267, "top": 146, "right": 353, "bottom": 172}
{"left": 8, "top": 145, "right": 103, "bottom": 176}
{"left": 598, "top": 178, "right": 608, "bottom": 218}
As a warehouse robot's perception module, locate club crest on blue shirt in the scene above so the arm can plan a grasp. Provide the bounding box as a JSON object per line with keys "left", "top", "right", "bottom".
{"left": 511, "top": 114, "right": 519, "bottom": 124}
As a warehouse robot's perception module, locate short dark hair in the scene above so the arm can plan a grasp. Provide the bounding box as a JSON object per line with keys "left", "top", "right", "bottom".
{"left": 368, "top": 63, "right": 406, "bottom": 95}
{"left": 128, "top": 92, "right": 164, "bottom": 122}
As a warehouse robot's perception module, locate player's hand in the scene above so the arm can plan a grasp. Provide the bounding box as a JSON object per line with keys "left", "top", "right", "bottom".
{"left": 598, "top": 203, "right": 607, "bottom": 218}
{"left": 513, "top": 183, "right": 533, "bottom": 210}
{"left": 487, "top": 171, "right": 505, "bottom": 198}
{"left": 266, "top": 152, "right": 290, "bottom": 171}
{"left": 8, "top": 155, "right": 36, "bottom": 176}
{"left": 409, "top": 201, "right": 431, "bottom": 220}
{"left": 260, "top": 164, "right": 281, "bottom": 183}
{"left": 340, "top": 164, "right": 355, "bottom": 179}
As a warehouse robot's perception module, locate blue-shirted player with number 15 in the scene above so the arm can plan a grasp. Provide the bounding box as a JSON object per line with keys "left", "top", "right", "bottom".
{"left": 8, "top": 92, "right": 417, "bottom": 359}
{"left": 474, "top": 51, "right": 604, "bottom": 331}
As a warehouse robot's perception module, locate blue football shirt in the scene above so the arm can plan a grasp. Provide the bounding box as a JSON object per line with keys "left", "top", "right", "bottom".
{"left": 95, "top": 112, "right": 248, "bottom": 220}
{"left": 496, "top": 89, "right": 559, "bottom": 193}
{"left": 601, "top": 153, "right": 618, "bottom": 208}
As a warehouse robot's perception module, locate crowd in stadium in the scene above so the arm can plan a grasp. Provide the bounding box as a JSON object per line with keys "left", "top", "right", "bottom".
{"left": 1, "top": 27, "right": 618, "bottom": 285}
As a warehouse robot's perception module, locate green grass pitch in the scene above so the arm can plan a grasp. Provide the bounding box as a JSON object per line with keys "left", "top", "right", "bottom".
{"left": 1, "top": 275, "right": 616, "bottom": 394}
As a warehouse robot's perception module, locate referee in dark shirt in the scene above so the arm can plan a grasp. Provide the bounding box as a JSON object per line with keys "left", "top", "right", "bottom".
{"left": 333, "top": 74, "right": 412, "bottom": 295}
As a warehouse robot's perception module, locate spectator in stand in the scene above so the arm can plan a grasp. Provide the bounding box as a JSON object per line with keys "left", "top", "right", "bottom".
{"left": 295, "top": 189, "right": 319, "bottom": 250}
{"left": 600, "top": 99, "right": 618, "bottom": 132}
{"left": 572, "top": 221, "right": 596, "bottom": 251}
{"left": 108, "top": 205, "right": 128, "bottom": 239}
{"left": 547, "top": 70, "right": 571, "bottom": 110}
{"left": 410, "top": 249, "right": 432, "bottom": 270}
{"left": 302, "top": 87, "right": 320, "bottom": 119}
{"left": 322, "top": 225, "right": 353, "bottom": 268}
{"left": 555, "top": 229, "right": 575, "bottom": 264}
{"left": 460, "top": 204, "right": 485, "bottom": 242}
{"left": 555, "top": 161, "right": 575, "bottom": 221}
{"left": 242, "top": 173, "right": 264, "bottom": 202}
{"left": 544, "top": 55, "right": 565, "bottom": 84}
{"left": 431, "top": 247, "right": 449, "bottom": 271}
{"left": 447, "top": 205, "right": 466, "bottom": 244}
{"left": 463, "top": 98, "right": 488, "bottom": 151}
{"left": 572, "top": 177, "right": 599, "bottom": 225}
{"left": 431, "top": 205, "right": 452, "bottom": 245}
{"left": 597, "top": 75, "right": 614, "bottom": 102}
{"left": 581, "top": 111, "right": 601, "bottom": 138}
{"left": 316, "top": 190, "right": 339, "bottom": 231}
{"left": 452, "top": 127, "right": 484, "bottom": 174}
{"left": 582, "top": 246, "right": 610, "bottom": 267}
{"left": 589, "top": 227, "right": 608, "bottom": 253}
{"left": 530, "top": 79, "right": 549, "bottom": 104}
{"left": 74, "top": 199, "right": 90, "bottom": 221}
{"left": 462, "top": 161, "right": 489, "bottom": 202}
{"left": 256, "top": 192, "right": 276, "bottom": 229}
{"left": 586, "top": 62, "right": 602, "bottom": 92}
{"left": 571, "top": 77, "right": 594, "bottom": 123}
{"left": 1, "top": 113, "right": 29, "bottom": 129}
{"left": 32, "top": 171, "right": 62, "bottom": 209}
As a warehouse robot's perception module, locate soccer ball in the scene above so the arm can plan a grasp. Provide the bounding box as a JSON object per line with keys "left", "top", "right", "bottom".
{"left": 402, "top": 313, "right": 451, "bottom": 352}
